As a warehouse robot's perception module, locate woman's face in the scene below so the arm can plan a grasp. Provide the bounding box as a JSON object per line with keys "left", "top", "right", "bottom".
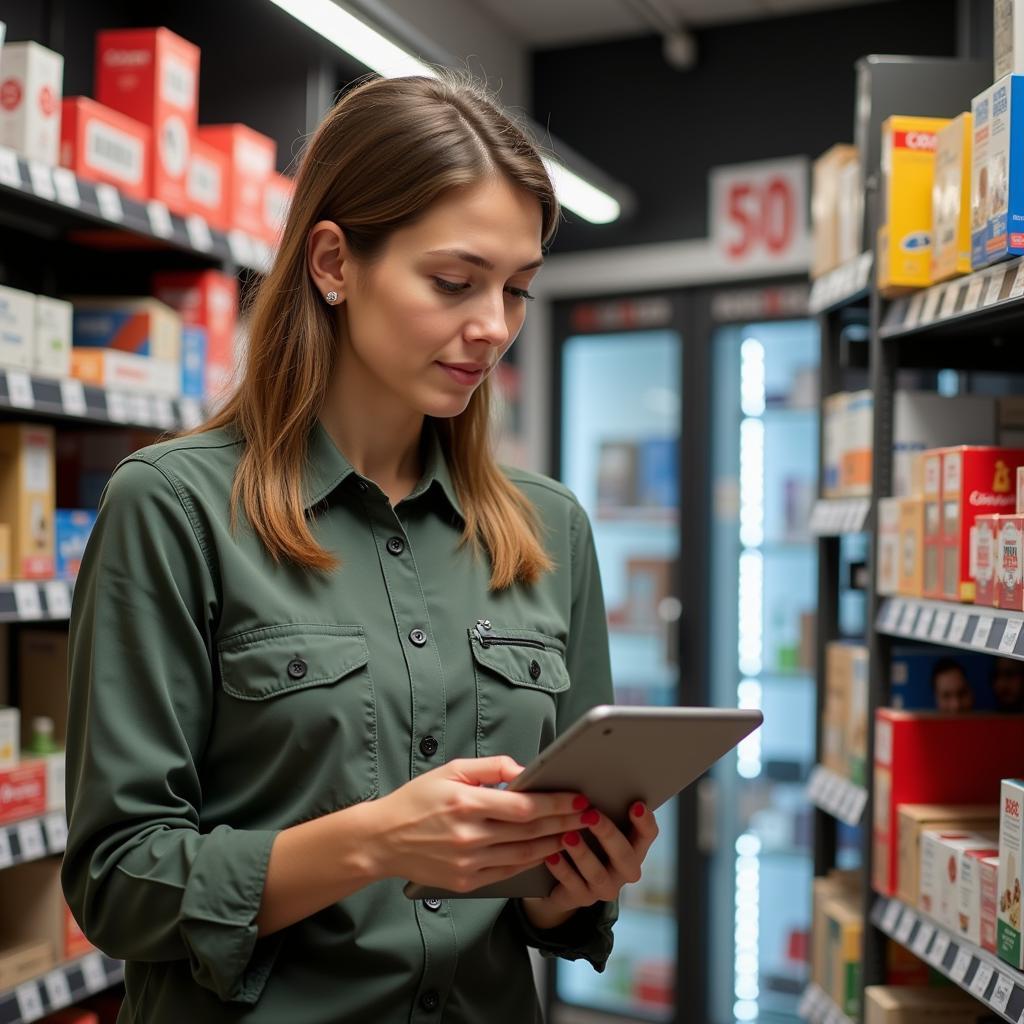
{"left": 339, "top": 177, "right": 544, "bottom": 419}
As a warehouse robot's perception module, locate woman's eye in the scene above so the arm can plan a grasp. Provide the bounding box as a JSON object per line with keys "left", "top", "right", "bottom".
{"left": 506, "top": 287, "right": 535, "bottom": 302}
{"left": 433, "top": 277, "right": 468, "bottom": 294}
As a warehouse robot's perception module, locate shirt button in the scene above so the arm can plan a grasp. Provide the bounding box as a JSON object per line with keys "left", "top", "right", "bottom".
{"left": 419, "top": 990, "right": 440, "bottom": 1012}
{"left": 529, "top": 659, "right": 542, "bottom": 680}
{"left": 409, "top": 628, "right": 427, "bottom": 647}
{"left": 423, "top": 897, "right": 443, "bottom": 911}
{"left": 419, "top": 735, "right": 438, "bottom": 757}
{"left": 386, "top": 536, "right": 405, "bottom": 556}
{"left": 287, "top": 658, "right": 307, "bottom": 680}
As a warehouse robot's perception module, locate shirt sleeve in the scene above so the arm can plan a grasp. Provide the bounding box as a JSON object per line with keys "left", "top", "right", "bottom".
{"left": 511, "top": 500, "right": 618, "bottom": 972}
{"left": 61, "top": 457, "right": 284, "bottom": 1005}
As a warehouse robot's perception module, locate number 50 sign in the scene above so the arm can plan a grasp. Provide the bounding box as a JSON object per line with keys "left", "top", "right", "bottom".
{"left": 709, "top": 157, "right": 809, "bottom": 271}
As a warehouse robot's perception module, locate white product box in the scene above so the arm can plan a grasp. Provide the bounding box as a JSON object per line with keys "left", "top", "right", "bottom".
{"left": 0, "top": 284, "right": 36, "bottom": 370}
{"left": 999, "top": 779, "right": 1024, "bottom": 968}
{"left": 836, "top": 159, "right": 863, "bottom": 265}
{"left": 877, "top": 497, "right": 901, "bottom": 595}
{"left": 32, "top": 295, "right": 71, "bottom": 379}
{"left": 823, "top": 392, "right": 849, "bottom": 497}
{"left": 0, "top": 705, "right": 18, "bottom": 769}
{"left": 920, "top": 829, "right": 998, "bottom": 930}
{"left": 70, "top": 347, "right": 179, "bottom": 397}
{"left": 0, "top": 42, "right": 64, "bottom": 165}
{"left": 959, "top": 845, "right": 1001, "bottom": 946}
{"left": 997, "top": 0, "right": 1024, "bottom": 80}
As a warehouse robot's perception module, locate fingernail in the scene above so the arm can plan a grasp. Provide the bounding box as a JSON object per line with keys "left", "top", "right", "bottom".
{"left": 581, "top": 809, "right": 600, "bottom": 826}
{"left": 563, "top": 831, "right": 580, "bottom": 847}
{"left": 631, "top": 802, "right": 646, "bottom": 818}
{"left": 546, "top": 853, "right": 562, "bottom": 865}
{"left": 572, "top": 795, "right": 590, "bottom": 811}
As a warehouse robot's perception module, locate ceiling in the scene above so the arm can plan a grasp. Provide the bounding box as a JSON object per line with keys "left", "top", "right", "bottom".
{"left": 472, "top": 0, "right": 890, "bottom": 48}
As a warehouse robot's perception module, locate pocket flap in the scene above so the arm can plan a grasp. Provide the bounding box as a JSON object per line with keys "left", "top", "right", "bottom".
{"left": 468, "top": 628, "right": 570, "bottom": 694}
{"left": 218, "top": 624, "right": 369, "bottom": 701}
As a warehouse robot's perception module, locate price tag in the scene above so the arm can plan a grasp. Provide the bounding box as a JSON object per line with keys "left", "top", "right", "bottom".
{"left": 963, "top": 275, "right": 986, "bottom": 312}
{"left": 928, "top": 929, "right": 951, "bottom": 967}
{"left": 931, "top": 608, "right": 952, "bottom": 641}
{"left": 914, "top": 606, "right": 935, "bottom": 639}
{"left": 972, "top": 615, "right": 995, "bottom": 648}
{"left": 81, "top": 951, "right": 108, "bottom": 992}
{"left": 0, "top": 145, "right": 22, "bottom": 187}
{"left": 991, "top": 972, "right": 1014, "bottom": 1012}
{"left": 904, "top": 291, "right": 926, "bottom": 328}
{"left": 128, "top": 393, "right": 153, "bottom": 425}
{"left": 95, "top": 182, "right": 124, "bottom": 222}
{"left": 43, "top": 968, "right": 73, "bottom": 1009}
{"left": 940, "top": 281, "right": 962, "bottom": 317}
{"left": 228, "top": 229, "right": 255, "bottom": 267}
{"left": 16, "top": 819, "right": 46, "bottom": 860}
{"left": 912, "top": 921, "right": 935, "bottom": 956}
{"left": 43, "top": 811, "right": 67, "bottom": 852}
{"left": 951, "top": 947, "right": 973, "bottom": 983}
{"left": 1001, "top": 618, "right": 1024, "bottom": 655}
{"left": 59, "top": 377, "right": 88, "bottom": 418}
{"left": 985, "top": 272, "right": 1005, "bottom": 306}
{"left": 186, "top": 214, "right": 213, "bottom": 252}
{"left": 106, "top": 390, "right": 130, "bottom": 423}
{"left": 882, "top": 599, "right": 905, "bottom": 632}
{"left": 147, "top": 199, "right": 175, "bottom": 238}
{"left": 1011, "top": 261, "right": 1024, "bottom": 299}
{"left": 6, "top": 369, "right": 35, "bottom": 409}
{"left": 951, "top": 611, "right": 971, "bottom": 643}
{"left": 52, "top": 167, "right": 81, "bottom": 207}
{"left": 921, "top": 287, "right": 943, "bottom": 323}
{"left": 882, "top": 900, "right": 902, "bottom": 933}
{"left": 15, "top": 981, "right": 44, "bottom": 1022}
{"left": 896, "top": 907, "right": 917, "bottom": 943}
{"left": 43, "top": 580, "right": 71, "bottom": 619}
{"left": 13, "top": 582, "right": 43, "bottom": 620}
{"left": 970, "top": 961, "right": 994, "bottom": 998}
{"left": 898, "top": 602, "right": 918, "bottom": 635}
{"left": 27, "top": 159, "right": 55, "bottom": 201}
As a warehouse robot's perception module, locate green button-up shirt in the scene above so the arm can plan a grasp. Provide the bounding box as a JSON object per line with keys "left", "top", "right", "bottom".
{"left": 62, "top": 417, "right": 618, "bottom": 1023}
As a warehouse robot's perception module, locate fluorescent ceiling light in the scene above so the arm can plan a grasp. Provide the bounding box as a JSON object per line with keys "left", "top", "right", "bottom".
{"left": 266, "top": 0, "right": 623, "bottom": 224}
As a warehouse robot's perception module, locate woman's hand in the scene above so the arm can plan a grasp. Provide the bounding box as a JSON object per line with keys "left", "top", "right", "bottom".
{"left": 520, "top": 800, "right": 659, "bottom": 929}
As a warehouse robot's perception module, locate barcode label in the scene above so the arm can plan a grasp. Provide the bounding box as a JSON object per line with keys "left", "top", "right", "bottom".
{"left": 86, "top": 119, "right": 144, "bottom": 185}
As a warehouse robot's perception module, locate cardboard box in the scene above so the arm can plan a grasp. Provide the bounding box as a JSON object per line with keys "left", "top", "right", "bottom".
{"left": 971, "top": 75, "right": 1024, "bottom": 268}
{"left": 186, "top": 135, "right": 229, "bottom": 231}
{"left": 812, "top": 144, "right": 858, "bottom": 278}
{"left": 836, "top": 158, "right": 863, "bottom": 265}
{"left": 960, "top": 846, "right": 1001, "bottom": 946}
{"left": 878, "top": 115, "right": 949, "bottom": 294}
{"left": 262, "top": 171, "right": 293, "bottom": 246}
{"left": 70, "top": 347, "right": 178, "bottom": 397}
{"left": 0, "top": 757, "right": 46, "bottom": 824}
{"left": 999, "top": 779, "right": 1024, "bottom": 967}
{"left": 0, "top": 939, "right": 53, "bottom": 992}
{"left": 197, "top": 123, "right": 276, "bottom": 237}
{"left": 55, "top": 508, "right": 95, "bottom": 580}
{"left": 71, "top": 296, "right": 181, "bottom": 362}
{"left": 824, "top": 895, "right": 862, "bottom": 1017}
{"left": 997, "top": 2, "right": 1024, "bottom": 87}
{"left": 865, "top": 984, "right": 1004, "bottom": 1022}
{"left": 33, "top": 295, "right": 71, "bottom": 379}
{"left": 0, "top": 41, "right": 63, "bottom": 164}
{"left": 997, "top": 514, "right": 1024, "bottom": 610}
{"left": 931, "top": 113, "right": 973, "bottom": 282}
{"left": 0, "top": 705, "right": 17, "bottom": 768}
{"left": 59, "top": 96, "right": 149, "bottom": 201}
{"left": 922, "top": 451, "right": 943, "bottom": 597}
{"left": 823, "top": 392, "right": 849, "bottom": 497}
{"left": 919, "top": 829, "right": 997, "bottom": 929}
{"left": 95, "top": 27, "right": 200, "bottom": 215}
{"left": 872, "top": 709, "right": 1024, "bottom": 895}
{"left": 898, "top": 497, "right": 925, "bottom": 596}
{"left": 151, "top": 270, "right": 238, "bottom": 399}
{"left": 942, "top": 447, "right": 1024, "bottom": 601}
{"left": 877, "top": 497, "right": 901, "bottom": 596}
{"left": 0, "top": 284, "right": 36, "bottom": 371}
{"left": 973, "top": 512, "right": 1001, "bottom": 607}
{"left": 0, "top": 424, "right": 54, "bottom": 579}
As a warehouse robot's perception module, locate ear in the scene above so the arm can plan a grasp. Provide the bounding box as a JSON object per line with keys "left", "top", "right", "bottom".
{"left": 307, "top": 220, "right": 351, "bottom": 303}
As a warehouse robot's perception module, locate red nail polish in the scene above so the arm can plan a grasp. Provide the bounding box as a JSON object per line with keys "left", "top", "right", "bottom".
{"left": 572, "top": 795, "right": 589, "bottom": 811}
{"left": 563, "top": 831, "right": 580, "bottom": 847}
{"left": 546, "top": 853, "right": 562, "bottom": 864}
{"left": 631, "top": 802, "right": 645, "bottom": 818}
{"left": 581, "top": 809, "right": 600, "bottom": 826}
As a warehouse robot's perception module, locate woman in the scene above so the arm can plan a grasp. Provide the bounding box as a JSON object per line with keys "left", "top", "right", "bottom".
{"left": 61, "top": 72, "right": 659, "bottom": 1023}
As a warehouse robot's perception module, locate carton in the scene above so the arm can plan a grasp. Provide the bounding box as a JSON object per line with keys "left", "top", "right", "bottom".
{"left": 971, "top": 75, "right": 1024, "bottom": 268}
{"left": 997, "top": 2, "right": 1024, "bottom": 87}
{"left": 59, "top": 96, "right": 149, "bottom": 201}
{"left": 812, "top": 870, "right": 859, "bottom": 988}
{"left": 981, "top": 853, "right": 1000, "bottom": 952}
{"left": 998, "top": 778, "right": 1024, "bottom": 967}
{"left": 824, "top": 895, "right": 862, "bottom": 1017}
{"left": 822, "top": 392, "right": 848, "bottom": 497}
{"left": 922, "top": 451, "right": 943, "bottom": 597}
{"left": 812, "top": 144, "right": 858, "bottom": 278}
{"left": 0, "top": 284, "right": 36, "bottom": 370}
{"left": 262, "top": 171, "right": 293, "bottom": 246}
{"left": 0, "top": 424, "right": 54, "bottom": 578}
{"left": 33, "top": 295, "right": 72, "bottom": 379}
{"left": 55, "top": 509, "right": 95, "bottom": 580}
{"left": 972, "top": 512, "right": 1001, "bottom": 607}
{"left": 836, "top": 158, "right": 862, "bottom": 265}
{"left": 186, "top": 135, "right": 229, "bottom": 231}
{"left": 197, "top": 124, "right": 277, "bottom": 237}
{"left": 0, "top": 757, "right": 46, "bottom": 824}
{"left": 918, "top": 829, "right": 997, "bottom": 929}
{"left": 71, "top": 296, "right": 181, "bottom": 362}
{"left": 865, "top": 984, "right": 1005, "bottom": 1022}
{"left": 897, "top": 497, "right": 924, "bottom": 596}
{"left": 877, "top": 497, "right": 901, "bottom": 596}
{"left": 95, "top": 27, "right": 200, "bottom": 215}
{"left": 960, "top": 847, "right": 1001, "bottom": 947}
{"left": 823, "top": 642, "right": 867, "bottom": 776}
{"left": 997, "top": 514, "right": 1024, "bottom": 610}
{"left": 878, "top": 115, "right": 949, "bottom": 294}
{"left": 931, "top": 113, "right": 973, "bottom": 282}
{"left": 70, "top": 348, "right": 178, "bottom": 397}
{"left": 0, "top": 704, "right": 17, "bottom": 768}
{"left": 0, "top": 41, "right": 64, "bottom": 164}
{"left": 0, "top": 939, "right": 53, "bottom": 992}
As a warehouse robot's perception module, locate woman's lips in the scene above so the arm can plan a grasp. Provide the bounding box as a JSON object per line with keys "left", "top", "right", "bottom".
{"left": 437, "top": 362, "right": 485, "bottom": 386}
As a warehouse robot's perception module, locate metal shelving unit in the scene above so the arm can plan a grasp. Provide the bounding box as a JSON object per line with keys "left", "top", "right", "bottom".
{"left": 0, "top": 951, "right": 123, "bottom": 1024}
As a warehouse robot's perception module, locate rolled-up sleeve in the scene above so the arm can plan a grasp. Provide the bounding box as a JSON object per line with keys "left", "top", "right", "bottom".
{"left": 61, "top": 456, "right": 283, "bottom": 1004}
{"left": 512, "top": 500, "right": 618, "bottom": 971}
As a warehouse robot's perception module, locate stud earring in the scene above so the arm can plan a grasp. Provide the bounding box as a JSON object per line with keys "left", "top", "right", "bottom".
{"left": 325, "top": 290, "right": 339, "bottom": 304}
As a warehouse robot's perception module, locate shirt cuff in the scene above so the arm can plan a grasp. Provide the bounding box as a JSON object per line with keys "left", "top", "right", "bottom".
{"left": 179, "top": 825, "right": 283, "bottom": 1004}
{"left": 510, "top": 898, "right": 618, "bottom": 973}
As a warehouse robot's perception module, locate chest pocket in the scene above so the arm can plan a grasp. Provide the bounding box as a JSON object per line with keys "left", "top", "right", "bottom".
{"left": 216, "top": 624, "right": 378, "bottom": 821}
{"left": 469, "top": 625, "right": 570, "bottom": 764}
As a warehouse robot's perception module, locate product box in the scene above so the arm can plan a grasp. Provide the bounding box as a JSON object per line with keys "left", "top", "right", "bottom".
{"left": 922, "top": 451, "right": 943, "bottom": 597}
{"left": 185, "top": 134, "right": 229, "bottom": 230}
{"left": 931, "top": 113, "right": 973, "bottom": 282}
{"left": 971, "top": 75, "right": 1024, "bottom": 268}
{"left": 823, "top": 392, "right": 849, "bottom": 497}
{"left": 981, "top": 853, "right": 1001, "bottom": 952}
{"left": 872, "top": 709, "right": 1024, "bottom": 895}
{"left": 898, "top": 497, "right": 925, "bottom": 596}
{"left": 262, "top": 171, "right": 293, "bottom": 246}
{"left": 865, "top": 984, "right": 1005, "bottom": 1023}
{"left": 812, "top": 144, "right": 858, "bottom": 278}
{"left": 0, "top": 939, "right": 53, "bottom": 993}
{"left": 71, "top": 296, "right": 181, "bottom": 362}
{"left": 897, "top": 803, "right": 997, "bottom": 907}
{"left": 1019, "top": 466, "right": 1024, "bottom": 512}
{"left": 997, "top": 514, "right": 1024, "bottom": 610}
{"left": 973, "top": 512, "right": 1001, "bottom": 607}
{"left": 0, "top": 424, "right": 54, "bottom": 579}
{"left": 837, "top": 158, "right": 863, "bottom": 265}
{"left": 180, "top": 325, "right": 206, "bottom": 400}
{"left": 70, "top": 347, "right": 179, "bottom": 397}
{"left": 151, "top": 270, "right": 238, "bottom": 398}
{"left": 960, "top": 846, "right": 1001, "bottom": 947}
{"left": 0, "top": 705, "right": 17, "bottom": 768}
{"left": 0, "top": 284, "right": 36, "bottom": 371}
{"left": 59, "top": 96, "right": 149, "bottom": 201}
{"left": 919, "top": 829, "right": 997, "bottom": 929}
{"left": 846, "top": 649, "right": 870, "bottom": 785}
{"left": 999, "top": 778, "right": 1024, "bottom": 967}
{"left": 197, "top": 123, "right": 276, "bottom": 237}
{"left": 55, "top": 509, "right": 95, "bottom": 580}
{"left": 0, "top": 757, "right": 46, "bottom": 824}
{"left": 890, "top": 647, "right": 996, "bottom": 712}
{"left": 877, "top": 497, "right": 901, "bottom": 596}
{"left": 824, "top": 895, "right": 862, "bottom": 1017}
{"left": 0, "top": 523, "right": 10, "bottom": 582}
{"left": 941, "top": 447, "right": 1024, "bottom": 601}
{"left": 997, "top": 1, "right": 1024, "bottom": 79}
{"left": 812, "top": 870, "right": 860, "bottom": 989}
{"left": 33, "top": 294, "right": 71, "bottom": 379}
{"left": 95, "top": 27, "right": 200, "bottom": 215}
{"left": 878, "top": 115, "right": 949, "bottom": 295}
{"left": 841, "top": 390, "right": 873, "bottom": 496}
{"left": 0, "top": 41, "right": 63, "bottom": 165}
{"left": 823, "top": 642, "right": 867, "bottom": 777}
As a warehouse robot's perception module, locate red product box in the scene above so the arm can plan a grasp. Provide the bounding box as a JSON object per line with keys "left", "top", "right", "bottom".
{"left": 940, "top": 446, "right": 1024, "bottom": 602}
{"left": 95, "top": 27, "right": 200, "bottom": 215}
{"left": 0, "top": 759, "right": 47, "bottom": 825}
{"left": 872, "top": 708, "right": 1024, "bottom": 895}
{"left": 151, "top": 270, "right": 238, "bottom": 399}
{"left": 262, "top": 172, "right": 294, "bottom": 245}
{"left": 973, "top": 513, "right": 1001, "bottom": 607}
{"left": 186, "top": 135, "right": 229, "bottom": 231}
{"left": 998, "top": 514, "right": 1024, "bottom": 611}
{"left": 60, "top": 97, "right": 150, "bottom": 202}
{"left": 197, "top": 124, "right": 277, "bottom": 237}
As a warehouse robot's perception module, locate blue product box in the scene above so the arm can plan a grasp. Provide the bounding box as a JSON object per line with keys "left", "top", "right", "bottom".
{"left": 56, "top": 509, "right": 97, "bottom": 579}
{"left": 637, "top": 437, "right": 678, "bottom": 509}
{"left": 889, "top": 645, "right": 1000, "bottom": 712}
{"left": 181, "top": 325, "right": 207, "bottom": 399}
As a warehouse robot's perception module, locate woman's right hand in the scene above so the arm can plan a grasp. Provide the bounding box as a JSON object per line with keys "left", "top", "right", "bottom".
{"left": 370, "top": 756, "right": 587, "bottom": 893}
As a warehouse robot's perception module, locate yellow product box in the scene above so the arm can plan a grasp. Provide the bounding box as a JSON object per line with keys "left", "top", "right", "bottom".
{"left": 0, "top": 424, "right": 55, "bottom": 579}
{"left": 824, "top": 895, "right": 862, "bottom": 1018}
{"left": 931, "top": 113, "right": 973, "bottom": 282}
{"left": 878, "top": 115, "right": 950, "bottom": 295}
{"left": 812, "top": 144, "right": 859, "bottom": 278}
{"left": 898, "top": 497, "right": 925, "bottom": 596}
{"left": 865, "top": 984, "right": 1004, "bottom": 1022}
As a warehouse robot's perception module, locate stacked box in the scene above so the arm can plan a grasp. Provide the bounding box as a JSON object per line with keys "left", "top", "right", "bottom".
{"left": 997, "top": 514, "right": 1024, "bottom": 610}
{"left": 973, "top": 512, "right": 1000, "bottom": 607}
{"left": 898, "top": 498, "right": 925, "bottom": 596}
{"left": 59, "top": 96, "right": 149, "bottom": 201}
{"left": 918, "top": 829, "right": 997, "bottom": 929}
{"left": 812, "top": 145, "right": 859, "bottom": 278}
{"left": 32, "top": 295, "right": 72, "bottom": 379}
{"left": 0, "top": 42, "right": 63, "bottom": 164}
{"left": 71, "top": 297, "right": 181, "bottom": 361}
{"left": 960, "top": 847, "right": 1001, "bottom": 947}
{"left": 922, "top": 450, "right": 943, "bottom": 597}
{"left": 824, "top": 896, "right": 862, "bottom": 1017}
{"left": 931, "top": 113, "right": 973, "bottom": 282}
{"left": 262, "top": 172, "right": 293, "bottom": 246}
{"left": 186, "top": 136, "right": 229, "bottom": 231}
{"left": 877, "top": 497, "right": 901, "bottom": 595}
{"left": 197, "top": 124, "right": 276, "bottom": 237}
{"left": 0, "top": 284, "right": 36, "bottom": 371}
{"left": 823, "top": 642, "right": 867, "bottom": 777}
{"left": 812, "top": 871, "right": 859, "bottom": 990}
{"left": 0, "top": 424, "right": 54, "bottom": 578}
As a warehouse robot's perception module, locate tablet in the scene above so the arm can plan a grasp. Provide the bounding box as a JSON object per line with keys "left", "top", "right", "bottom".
{"left": 403, "top": 704, "right": 762, "bottom": 901}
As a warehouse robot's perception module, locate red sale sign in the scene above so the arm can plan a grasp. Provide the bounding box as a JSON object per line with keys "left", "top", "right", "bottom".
{"left": 709, "top": 157, "right": 809, "bottom": 271}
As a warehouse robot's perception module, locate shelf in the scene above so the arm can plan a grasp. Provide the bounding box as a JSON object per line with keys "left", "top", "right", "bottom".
{"left": 0, "top": 950, "right": 123, "bottom": 1024}
{"left": 0, "top": 811, "right": 67, "bottom": 871}
{"left": 808, "top": 252, "right": 873, "bottom": 315}
{"left": 806, "top": 765, "right": 867, "bottom": 826}
{"left": 875, "top": 597, "right": 1024, "bottom": 661}
{"left": 0, "top": 580, "right": 74, "bottom": 622}
{"left": 808, "top": 498, "right": 870, "bottom": 536}
{"left": 0, "top": 144, "right": 271, "bottom": 274}
{"left": 796, "top": 981, "right": 855, "bottom": 1024}
{"left": 872, "top": 895, "right": 1024, "bottom": 1024}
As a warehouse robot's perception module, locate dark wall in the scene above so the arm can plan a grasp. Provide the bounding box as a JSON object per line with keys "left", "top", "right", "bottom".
{"left": 532, "top": 0, "right": 961, "bottom": 252}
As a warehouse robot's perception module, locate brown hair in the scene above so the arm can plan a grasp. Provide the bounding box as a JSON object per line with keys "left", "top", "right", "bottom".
{"left": 193, "top": 72, "right": 558, "bottom": 589}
